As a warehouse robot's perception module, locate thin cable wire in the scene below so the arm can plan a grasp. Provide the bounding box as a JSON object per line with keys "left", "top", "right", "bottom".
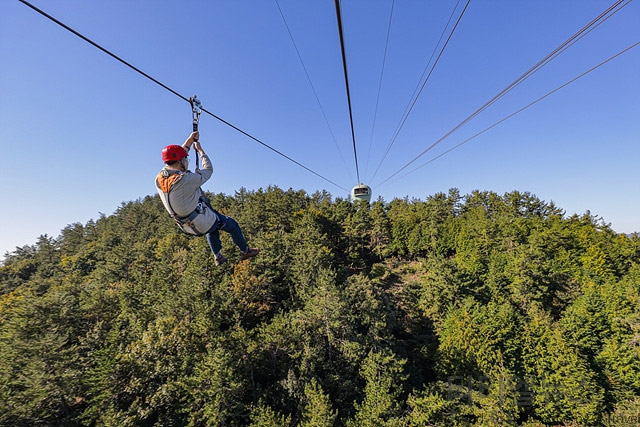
{"left": 378, "top": 0, "right": 628, "bottom": 186}
{"left": 273, "top": 0, "right": 354, "bottom": 183}
{"left": 380, "top": 40, "right": 640, "bottom": 188}
{"left": 334, "top": 0, "right": 360, "bottom": 183}
{"left": 370, "top": 0, "right": 470, "bottom": 183}
{"left": 364, "top": 0, "right": 395, "bottom": 181}
{"left": 198, "top": 106, "right": 347, "bottom": 190}
{"left": 18, "top": 0, "right": 347, "bottom": 192}
{"left": 390, "top": 0, "right": 463, "bottom": 138}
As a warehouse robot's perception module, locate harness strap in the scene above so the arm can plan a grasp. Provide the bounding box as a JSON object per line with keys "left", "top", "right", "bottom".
{"left": 156, "top": 169, "right": 183, "bottom": 219}
{"left": 176, "top": 208, "right": 200, "bottom": 223}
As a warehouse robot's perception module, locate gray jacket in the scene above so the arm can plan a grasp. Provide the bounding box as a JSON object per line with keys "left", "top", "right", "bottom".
{"left": 155, "top": 151, "right": 216, "bottom": 235}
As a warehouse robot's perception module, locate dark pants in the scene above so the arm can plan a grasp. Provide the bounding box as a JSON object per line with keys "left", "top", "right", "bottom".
{"left": 205, "top": 210, "right": 248, "bottom": 255}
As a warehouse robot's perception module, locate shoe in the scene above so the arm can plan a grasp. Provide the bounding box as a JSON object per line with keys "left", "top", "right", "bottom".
{"left": 239, "top": 248, "right": 260, "bottom": 261}
{"left": 214, "top": 253, "right": 228, "bottom": 266}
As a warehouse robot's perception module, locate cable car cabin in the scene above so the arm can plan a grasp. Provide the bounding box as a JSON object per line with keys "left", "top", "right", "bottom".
{"left": 351, "top": 184, "right": 372, "bottom": 203}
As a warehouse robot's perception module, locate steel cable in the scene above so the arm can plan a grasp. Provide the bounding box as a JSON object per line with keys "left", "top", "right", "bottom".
{"left": 364, "top": 0, "right": 395, "bottom": 181}
{"left": 18, "top": 0, "right": 348, "bottom": 191}
{"left": 274, "top": 0, "right": 354, "bottom": 183}
{"left": 370, "top": 0, "right": 469, "bottom": 183}
{"left": 334, "top": 0, "right": 360, "bottom": 183}
{"left": 381, "top": 41, "right": 640, "bottom": 188}
{"left": 378, "top": 0, "right": 629, "bottom": 186}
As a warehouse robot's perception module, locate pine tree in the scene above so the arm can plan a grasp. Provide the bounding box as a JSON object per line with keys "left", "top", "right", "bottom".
{"left": 300, "top": 378, "right": 338, "bottom": 427}
{"left": 522, "top": 307, "right": 605, "bottom": 425}
{"left": 249, "top": 401, "right": 291, "bottom": 426}
{"left": 347, "top": 349, "right": 406, "bottom": 427}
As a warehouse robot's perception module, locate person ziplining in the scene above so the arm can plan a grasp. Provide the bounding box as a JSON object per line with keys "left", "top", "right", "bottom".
{"left": 155, "top": 96, "right": 259, "bottom": 266}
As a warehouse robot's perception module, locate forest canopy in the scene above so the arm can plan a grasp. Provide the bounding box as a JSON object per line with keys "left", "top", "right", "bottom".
{"left": 1, "top": 187, "right": 639, "bottom": 426}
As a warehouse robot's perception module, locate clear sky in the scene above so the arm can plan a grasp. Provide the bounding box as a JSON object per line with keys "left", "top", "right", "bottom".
{"left": 1, "top": 0, "right": 639, "bottom": 260}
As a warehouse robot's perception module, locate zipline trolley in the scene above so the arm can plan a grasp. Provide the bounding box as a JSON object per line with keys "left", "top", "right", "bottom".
{"left": 189, "top": 95, "right": 202, "bottom": 169}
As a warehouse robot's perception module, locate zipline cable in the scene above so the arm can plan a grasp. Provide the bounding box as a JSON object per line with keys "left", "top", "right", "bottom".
{"left": 274, "top": 0, "right": 354, "bottom": 183}
{"left": 378, "top": 0, "right": 629, "bottom": 186}
{"left": 334, "top": 0, "right": 360, "bottom": 183}
{"left": 18, "top": 0, "right": 348, "bottom": 192}
{"left": 364, "top": 0, "right": 395, "bottom": 181}
{"left": 370, "top": 0, "right": 470, "bottom": 183}
{"left": 380, "top": 40, "right": 640, "bottom": 188}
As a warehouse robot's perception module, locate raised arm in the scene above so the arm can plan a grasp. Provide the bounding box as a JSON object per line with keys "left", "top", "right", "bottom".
{"left": 181, "top": 131, "right": 199, "bottom": 152}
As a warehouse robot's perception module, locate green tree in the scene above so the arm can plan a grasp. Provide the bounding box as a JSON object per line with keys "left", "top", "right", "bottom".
{"left": 436, "top": 298, "right": 523, "bottom": 379}
{"left": 184, "top": 344, "right": 248, "bottom": 426}
{"left": 522, "top": 307, "right": 605, "bottom": 425}
{"left": 1, "top": 187, "right": 639, "bottom": 426}
{"left": 249, "top": 402, "right": 291, "bottom": 427}
{"left": 101, "top": 315, "right": 196, "bottom": 426}
{"left": 347, "top": 349, "right": 406, "bottom": 427}
{"left": 369, "top": 199, "right": 391, "bottom": 259}
{"left": 0, "top": 282, "right": 86, "bottom": 425}
{"left": 300, "top": 378, "right": 338, "bottom": 427}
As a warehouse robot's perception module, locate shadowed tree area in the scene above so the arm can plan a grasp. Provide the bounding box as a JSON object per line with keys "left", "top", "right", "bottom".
{"left": 1, "top": 187, "right": 639, "bottom": 426}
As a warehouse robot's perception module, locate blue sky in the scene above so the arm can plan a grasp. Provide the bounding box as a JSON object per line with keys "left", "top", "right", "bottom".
{"left": 1, "top": 0, "right": 639, "bottom": 260}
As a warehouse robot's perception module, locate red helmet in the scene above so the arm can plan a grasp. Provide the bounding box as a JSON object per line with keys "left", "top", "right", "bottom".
{"left": 161, "top": 145, "right": 188, "bottom": 163}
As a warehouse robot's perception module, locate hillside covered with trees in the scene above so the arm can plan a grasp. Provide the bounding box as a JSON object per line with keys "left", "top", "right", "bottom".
{"left": 1, "top": 187, "right": 639, "bottom": 426}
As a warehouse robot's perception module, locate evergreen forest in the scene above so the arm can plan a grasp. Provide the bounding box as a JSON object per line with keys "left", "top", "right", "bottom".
{"left": 1, "top": 187, "right": 639, "bottom": 426}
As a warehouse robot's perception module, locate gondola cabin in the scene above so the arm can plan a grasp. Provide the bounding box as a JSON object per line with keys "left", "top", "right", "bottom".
{"left": 351, "top": 183, "right": 372, "bottom": 203}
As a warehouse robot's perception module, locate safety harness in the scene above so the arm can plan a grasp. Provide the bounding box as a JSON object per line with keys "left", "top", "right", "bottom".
{"left": 156, "top": 168, "right": 214, "bottom": 236}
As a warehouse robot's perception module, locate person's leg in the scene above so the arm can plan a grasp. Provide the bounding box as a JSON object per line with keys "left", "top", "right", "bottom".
{"left": 205, "top": 228, "right": 223, "bottom": 255}
{"left": 216, "top": 213, "right": 248, "bottom": 252}
{"left": 205, "top": 228, "right": 228, "bottom": 265}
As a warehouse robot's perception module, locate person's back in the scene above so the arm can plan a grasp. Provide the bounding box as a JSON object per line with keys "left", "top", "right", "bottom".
{"left": 157, "top": 159, "right": 211, "bottom": 217}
